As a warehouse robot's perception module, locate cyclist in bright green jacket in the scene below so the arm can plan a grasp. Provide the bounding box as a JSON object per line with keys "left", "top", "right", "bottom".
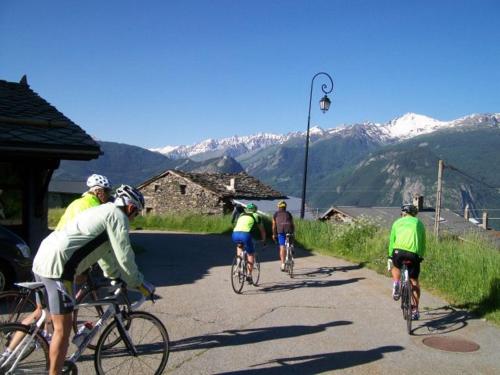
{"left": 388, "top": 204, "right": 426, "bottom": 320}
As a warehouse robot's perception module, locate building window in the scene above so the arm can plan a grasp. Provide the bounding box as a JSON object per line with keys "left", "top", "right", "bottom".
{"left": 154, "top": 184, "right": 160, "bottom": 192}
{"left": 146, "top": 207, "right": 153, "bottom": 214}
{"left": 179, "top": 184, "right": 187, "bottom": 195}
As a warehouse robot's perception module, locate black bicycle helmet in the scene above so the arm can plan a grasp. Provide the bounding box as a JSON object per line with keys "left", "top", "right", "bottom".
{"left": 401, "top": 204, "right": 418, "bottom": 216}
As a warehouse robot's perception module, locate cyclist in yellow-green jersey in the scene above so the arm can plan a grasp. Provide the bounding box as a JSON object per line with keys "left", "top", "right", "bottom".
{"left": 55, "top": 174, "right": 112, "bottom": 230}
{"left": 388, "top": 204, "right": 426, "bottom": 320}
{"left": 232, "top": 203, "right": 266, "bottom": 284}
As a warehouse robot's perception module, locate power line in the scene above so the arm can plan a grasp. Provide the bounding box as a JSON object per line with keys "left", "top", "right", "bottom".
{"left": 446, "top": 163, "right": 499, "bottom": 190}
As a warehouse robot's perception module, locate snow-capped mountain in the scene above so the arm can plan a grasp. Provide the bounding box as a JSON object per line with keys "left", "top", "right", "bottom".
{"left": 152, "top": 113, "right": 500, "bottom": 159}
{"left": 151, "top": 133, "right": 296, "bottom": 159}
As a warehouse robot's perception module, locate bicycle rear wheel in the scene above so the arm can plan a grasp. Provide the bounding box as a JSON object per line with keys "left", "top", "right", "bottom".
{"left": 0, "top": 290, "right": 37, "bottom": 324}
{"left": 0, "top": 323, "right": 49, "bottom": 373}
{"left": 94, "top": 311, "right": 169, "bottom": 375}
{"left": 231, "top": 256, "right": 245, "bottom": 294}
{"left": 405, "top": 281, "right": 413, "bottom": 334}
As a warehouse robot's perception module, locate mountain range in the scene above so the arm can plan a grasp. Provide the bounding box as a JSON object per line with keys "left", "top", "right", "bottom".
{"left": 54, "top": 112, "right": 500, "bottom": 224}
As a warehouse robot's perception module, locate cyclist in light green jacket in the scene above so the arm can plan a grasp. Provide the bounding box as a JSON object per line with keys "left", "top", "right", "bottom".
{"left": 32, "top": 185, "right": 155, "bottom": 375}
{"left": 388, "top": 204, "right": 426, "bottom": 320}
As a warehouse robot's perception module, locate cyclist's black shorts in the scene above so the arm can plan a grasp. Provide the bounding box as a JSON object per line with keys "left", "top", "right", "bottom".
{"left": 392, "top": 249, "right": 421, "bottom": 279}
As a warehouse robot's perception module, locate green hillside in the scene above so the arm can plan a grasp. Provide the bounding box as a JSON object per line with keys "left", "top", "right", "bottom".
{"left": 319, "top": 125, "right": 500, "bottom": 218}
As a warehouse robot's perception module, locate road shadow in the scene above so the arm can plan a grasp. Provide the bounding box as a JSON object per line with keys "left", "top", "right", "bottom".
{"left": 291, "top": 266, "right": 335, "bottom": 279}
{"left": 244, "top": 277, "right": 365, "bottom": 295}
{"left": 171, "top": 320, "right": 352, "bottom": 352}
{"left": 333, "top": 263, "right": 366, "bottom": 272}
{"left": 215, "top": 345, "right": 404, "bottom": 374}
{"left": 411, "top": 305, "right": 472, "bottom": 336}
{"left": 131, "top": 231, "right": 313, "bottom": 288}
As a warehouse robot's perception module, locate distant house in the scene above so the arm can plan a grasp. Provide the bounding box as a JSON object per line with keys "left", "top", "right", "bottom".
{"left": 0, "top": 76, "right": 101, "bottom": 249}
{"left": 137, "top": 170, "right": 286, "bottom": 216}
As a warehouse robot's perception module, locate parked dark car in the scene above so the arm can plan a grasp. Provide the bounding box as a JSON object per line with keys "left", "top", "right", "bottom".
{"left": 0, "top": 225, "right": 33, "bottom": 291}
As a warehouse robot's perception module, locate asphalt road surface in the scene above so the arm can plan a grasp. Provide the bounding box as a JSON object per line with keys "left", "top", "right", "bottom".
{"left": 80, "top": 230, "right": 500, "bottom": 374}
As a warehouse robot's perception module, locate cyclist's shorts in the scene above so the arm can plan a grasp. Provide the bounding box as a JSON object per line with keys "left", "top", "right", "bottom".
{"left": 232, "top": 231, "right": 255, "bottom": 254}
{"left": 391, "top": 249, "right": 421, "bottom": 279}
{"left": 277, "top": 233, "right": 294, "bottom": 246}
{"left": 34, "top": 274, "right": 75, "bottom": 314}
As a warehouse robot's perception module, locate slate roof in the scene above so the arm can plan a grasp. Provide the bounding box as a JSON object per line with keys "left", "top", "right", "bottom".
{"left": 0, "top": 77, "right": 101, "bottom": 160}
{"left": 139, "top": 170, "right": 286, "bottom": 200}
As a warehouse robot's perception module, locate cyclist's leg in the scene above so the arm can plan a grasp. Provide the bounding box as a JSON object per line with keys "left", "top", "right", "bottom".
{"left": 36, "top": 275, "right": 75, "bottom": 375}
{"left": 277, "top": 233, "right": 286, "bottom": 270}
{"left": 390, "top": 251, "right": 403, "bottom": 300}
{"left": 408, "top": 257, "right": 422, "bottom": 313}
{"left": 391, "top": 250, "right": 402, "bottom": 282}
{"left": 245, "top": 237, "right": 255, "bottom": 276}
{"left": 51, "top": 313, "right": 73, "bottom": 375}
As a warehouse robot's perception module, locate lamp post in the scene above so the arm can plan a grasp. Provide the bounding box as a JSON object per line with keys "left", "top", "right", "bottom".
{"left": 300, "top": 72, "right": 334, "bottom": 219}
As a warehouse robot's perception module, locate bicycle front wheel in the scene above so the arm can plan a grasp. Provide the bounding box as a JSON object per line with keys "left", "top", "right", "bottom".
{"left": 94, "top": 311, "right": 170, "bottom": 375}
{"left": 0, "top": 290, "right": 37, "bottom": 324}
{"left": 0, "top": 323, "right": 49, "bottom": 373}
{"left": 252, "top": 254, "right": 261, "bottom": 286}
{"left": 287, "top": 246, "right": 294, "bottom": 279}
{"left": 231, "top": 256, "right": 245, "bottom": 294}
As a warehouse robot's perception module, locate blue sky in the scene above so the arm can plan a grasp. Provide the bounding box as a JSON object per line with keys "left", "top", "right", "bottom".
{"left": 1, "top": 0, "right": 499, "bottom": 148}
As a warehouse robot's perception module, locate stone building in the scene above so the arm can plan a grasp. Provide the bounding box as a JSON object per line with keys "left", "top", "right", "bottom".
{"left": 138, "top": 170, "right": 286, "bottom": 216}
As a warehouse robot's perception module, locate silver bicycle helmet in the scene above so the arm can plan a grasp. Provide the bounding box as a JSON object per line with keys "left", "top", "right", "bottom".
{"left": 114, "top": 185, "right": 145, "bottom": 210}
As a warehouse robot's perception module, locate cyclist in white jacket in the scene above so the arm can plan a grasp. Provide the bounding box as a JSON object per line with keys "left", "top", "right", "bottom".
{"left": 32, "top": 185, "right": 154, "bottom": 375}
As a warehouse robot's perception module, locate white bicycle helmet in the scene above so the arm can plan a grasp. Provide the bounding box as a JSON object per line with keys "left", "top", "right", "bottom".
{"left": 114, "top": 185, "right": 145, "bottom": 210}
{"left": 86, "top": 174, "right": 111, "bottom": 189}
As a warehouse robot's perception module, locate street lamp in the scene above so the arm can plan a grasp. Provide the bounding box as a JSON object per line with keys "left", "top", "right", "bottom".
{"left": 300, "top": 72, "right": 334, "bottom": 219}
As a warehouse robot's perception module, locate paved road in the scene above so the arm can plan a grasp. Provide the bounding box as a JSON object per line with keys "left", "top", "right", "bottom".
{"left": 83, "top": 230, "right": 500, "bottom": 374}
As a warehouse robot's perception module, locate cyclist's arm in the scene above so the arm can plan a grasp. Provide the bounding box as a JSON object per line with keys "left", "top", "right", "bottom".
{"left": 271, "top": 216, "right": 277, "bottom": 237}
{"left": 105, "top": 212, "right": 144, "bottom": 288}
{"left": 96, "top": 244, "right": 121, "bottom": 279}
{"left": 388, "top": 224, "right": 396, "bottom": 257}
{"left": 417, "top": 220, "right": 426, "bottom": 259}
{"left": 258, "top": 223, "right": 267, "bottom": 242}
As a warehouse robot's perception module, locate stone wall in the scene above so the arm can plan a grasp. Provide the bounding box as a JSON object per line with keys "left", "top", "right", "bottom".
{"left": 140, "top": 173, "right": 231, "bottom": 216}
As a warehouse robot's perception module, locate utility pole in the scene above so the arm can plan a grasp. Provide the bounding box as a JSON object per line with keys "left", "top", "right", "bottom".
{"left": 434, "top": 159, "right": 444, "bottom": 238}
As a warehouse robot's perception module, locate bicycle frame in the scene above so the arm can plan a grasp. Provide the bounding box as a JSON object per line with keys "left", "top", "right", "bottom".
{"left": 67, "top": 285, "right": 145, "bottom": 365}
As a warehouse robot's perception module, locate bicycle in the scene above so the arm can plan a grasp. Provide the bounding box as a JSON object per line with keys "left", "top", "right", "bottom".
{"left": 231, "top": 242, "right": 261, "bottom": 294}
{"left": 0, "top": 280, "right": 170, "bottom": 374}
{"left": 283, "top": 233, "right": 294, "bottom": 278}
{"left": 400, "top": 260, "right": 413, "bottom": 334}
{"left": 0, "top": 266, "right": 107, "bottom": 351}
